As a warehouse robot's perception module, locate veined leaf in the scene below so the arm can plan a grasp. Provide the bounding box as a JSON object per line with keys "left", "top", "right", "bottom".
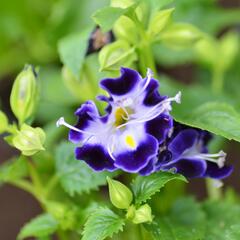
{"left": 131, "top": 171, "right": 186, "bottom": 205}
{"left": 55, "top": 142, "right": 118, "bottom": 196}
{"left": 17, "top": 214, "right": 58, "bottom": 240}
{"left": 82, "top": 207, "right": 125, "bottom": 240}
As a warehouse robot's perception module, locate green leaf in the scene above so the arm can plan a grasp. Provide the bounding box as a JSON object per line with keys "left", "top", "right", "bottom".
{"left": 159, "top": 77, "right": 240, "bottom": 142}
{"left": 55, "top": 142, "right": 118, "bottom": 196}
{"left": 203, "top": 201, "right": 240, "bottom": 240}
{"left": 131, "top": 171, "right": 187, "bottom": 205}
{"left": 17, "top": 214, "right": 58, "bottom": 240}
{"left": 145, "top": 197, "right": 206, "bottom": 240}
{"left": 92, "top": 7, "right": 128, "bottom": 32}
{"left": 0, "top": 156, "right": 28, "bottom": 184}
{"left": 58, "top": 26, "right": 93, "bottom": 78}
{"left": 173, "top": 102, "right": 240, "bottom": 143}
{"left": 82, "top": 207, "right": 125, "bottom": 240}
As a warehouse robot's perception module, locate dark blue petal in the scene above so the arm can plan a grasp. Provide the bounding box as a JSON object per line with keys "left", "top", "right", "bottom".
{"left": 100, "top": 67, "right": 141, "bottom": 96}
{"left": 69, "top": 101, "right": 99, "bottom": 143}
{"left": 114, "top": 135, "right": 158, "bottom": 173}
{"left": 168, "top": 129, "right": 199, "bottom": 159}
{"left": 155, "top": 150, "right": 173, "bottom": 170}
{"left": 166, "top": 158, "right": 207, "bottom": 178}
{"left": 139, "top": 157, "right": 156, "bottom": 176}
{"left": 75, "top": 144, "right": 116, "bottom": 171}
{"left": 145, "top": 114, "right": 173, "bottom": 143}
{"left": 143, "top": 79, "right": 165, "bottom": 106}
{"left": 204, "top": 162, "right": 233, "bottom": 179}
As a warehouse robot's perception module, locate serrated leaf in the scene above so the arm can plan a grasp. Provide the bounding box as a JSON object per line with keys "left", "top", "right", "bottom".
{"left": 159, "top": 77, "right": 240, "bottom": 143}
{"left": 82, "top": 207, "right": 125, "bottom": 240}
{"left": 131, "top": 171, "right": 186, "bottom": 205}
{"left": 55, "top": 142, "right": 118, "bottom": 196}
{"left": 17, "top": 214, "right": 58, "bottom": 240}
{"left": 173, "top": 102, "right": 240, "bottom": 142}
{"left": 92, "top": 7, "right": 127, "bottom": 32}
{"left": 0, "top": 156, "right": 28, "bottom": 184}
{"left": 58, "top": 26, "right": 93, "bottom": 78}
{"left": 203, "top": 201, "right": 240, "bottom": 240}
{"left": 145, "top": 197, "right": 206, "bottom": 240}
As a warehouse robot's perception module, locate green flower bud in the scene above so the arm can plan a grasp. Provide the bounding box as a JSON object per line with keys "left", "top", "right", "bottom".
{"left": 107, "top": 177, "right": 133, "bottom": 209}
{"left": 10, "top": 65, "right": 38, "bottom": 125}
{"left": 160, "top": 23, "right": 202, "bottom": 49}
{"left": 126, "top": 204, "right": 136, "bottom": 220}
{"left": 0, "top": 110, "right": 8, "bottom": 134}
{"left": 99, "top": 40, "right": 137, "bottom": 72}
{"left": 132, "top": 204, "right": 153, "bottom": 224}
{"left": 113, "top": 16, "right": 138, "bottom": 44}
{"left": 12, "top": 124, "right": 45, "bottom": 156}
{"left": 148, "top": 8, "right": 174, "bottom": 38}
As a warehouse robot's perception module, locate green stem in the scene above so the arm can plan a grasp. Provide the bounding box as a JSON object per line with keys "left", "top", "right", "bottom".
{"left": 45, "top": 174, "right": 60, "bottom": 198}
{"left": 206, "top": 178, "right": 222, "bottom": 200}
{"left": 212, "top": 67, "right": 224, "bottom": 94}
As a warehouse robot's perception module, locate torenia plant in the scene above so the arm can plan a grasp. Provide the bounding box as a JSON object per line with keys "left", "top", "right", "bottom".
{"left": 0, "top": 0, "right": 239, "bottom": 240}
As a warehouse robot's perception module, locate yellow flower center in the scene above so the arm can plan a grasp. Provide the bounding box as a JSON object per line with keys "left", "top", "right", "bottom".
{"left": 114, "top": 107, "right": 128, "bottom": 127}
{"left": 125, "top": 135, "right": 136, "bottom": 148}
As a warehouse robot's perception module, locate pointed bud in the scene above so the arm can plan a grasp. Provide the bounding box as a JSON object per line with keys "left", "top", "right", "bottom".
{"left": 107, "top": 177, "right": 133, "bottom": 209}
{"left": 12, "top": 124, "right": 45, "bottom": 156}
{"left": 0, "top": 110, "right": 8, "bottom": 134}
{"left": 10, "top": 64, "right": 38, "bottom": 125}
{"left": 132, "top": 204, "right": 153, "bottom": 224}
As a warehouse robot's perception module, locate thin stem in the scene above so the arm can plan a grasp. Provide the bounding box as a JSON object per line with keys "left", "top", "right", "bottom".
{"left": 206, "top": 178, "right": 222, "bottom": 200}
{"left": 212, "top": 67, "right": 224, "bottom": 94}
{"left": 45, "top": 174, "right": 60, "bottom": 198}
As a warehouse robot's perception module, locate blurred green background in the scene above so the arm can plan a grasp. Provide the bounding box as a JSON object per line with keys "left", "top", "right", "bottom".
{"left": 0, "top": 0, "right": 239, "bottom": 239}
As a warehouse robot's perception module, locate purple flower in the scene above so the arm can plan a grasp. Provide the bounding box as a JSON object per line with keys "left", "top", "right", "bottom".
{"left": 152, "top": 125, "right": 233, "bottom": 179}
{"left": 57, "top": 68, "right": 180, "bottom": 173}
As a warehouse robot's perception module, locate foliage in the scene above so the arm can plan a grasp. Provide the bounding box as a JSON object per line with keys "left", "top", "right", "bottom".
{"left": 0, "top": 0, "right": 239, "bottom": 239}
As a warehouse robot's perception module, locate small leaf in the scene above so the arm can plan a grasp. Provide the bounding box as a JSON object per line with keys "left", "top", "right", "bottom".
{"left": 58, "top": 26, "right": 93, "bottom": 78}
{"left": 131, "top": 171, "right": 186, "bottom": 205}
{"left": 82, "top": 207, "right": 125, "bottom": 240}
{"left": 92, "top": 7, "right": 128, "bottom": 32}
{"left": 17, "top": 214, "right": 58, "bottom": 240}
{"left": 145, "top": 197, "right": 206, "bottom": 240}
{"left": 55, "top": 142, "right": 118, "bottom": 196}
{"left": 203, "top": 201, "right": 240, "bottom": 240}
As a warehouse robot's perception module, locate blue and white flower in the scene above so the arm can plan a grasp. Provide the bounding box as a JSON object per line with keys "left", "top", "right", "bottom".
{"left": 57, "top": 68, "right": 180, "bottom": 174}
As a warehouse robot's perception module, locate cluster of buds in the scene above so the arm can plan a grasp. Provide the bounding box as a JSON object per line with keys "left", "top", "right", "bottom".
{"left": 107, "top": 177, "right": 153, "bottom": 224}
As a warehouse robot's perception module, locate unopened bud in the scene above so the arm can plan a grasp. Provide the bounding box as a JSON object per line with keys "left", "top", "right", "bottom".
{"left": 132, "top": 204, "right": 153, "bottom": 224}
{"left": 10, "top": 64, "right": 38, "bottom": 124}
{"left": 107, "top": 177, "right": 133, "bottom": 209}
{"left": 12, "top": 124, "right": 45, "bottom": 156}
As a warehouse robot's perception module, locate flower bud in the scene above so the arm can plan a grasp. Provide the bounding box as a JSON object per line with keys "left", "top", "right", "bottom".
{"left": 107, "top": 177, "right": 133, "bottom": 209}
{"left": 12, "top": 124, "right": 45, "bottom": 156}
{"left": 0, "top": 110, "right": 8, "bottom": 134}
{"left": 148, "top": 8, "right": 174, "bottom": 38}
{"left": 132, "top": 204, "right": 153, "bottom": 224}
{"left": 10, "top": 65, "right": 38, "bottom": 124}
{"left": 160, "top": 23, "right": 201, "bottom": 49}
{"left": 99, "top": 40, "right": 137, "bottom": 72}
